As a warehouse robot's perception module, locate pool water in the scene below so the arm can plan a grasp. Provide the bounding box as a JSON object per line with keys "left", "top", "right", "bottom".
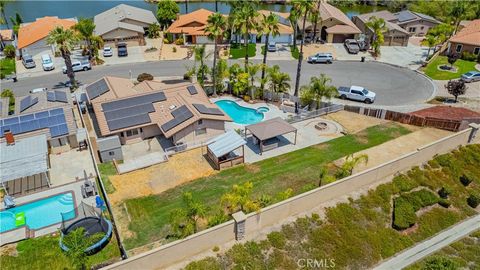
{"left": 215, "top": 100, "right": 266, "bottom": 125}
{"left": 0, "top": 193, "right": 75, "bottom": 233}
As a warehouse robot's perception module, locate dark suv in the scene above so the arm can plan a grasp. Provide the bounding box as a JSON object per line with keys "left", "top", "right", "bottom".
{"left": 117, "top": 43, "right": 128, "bottom": 57}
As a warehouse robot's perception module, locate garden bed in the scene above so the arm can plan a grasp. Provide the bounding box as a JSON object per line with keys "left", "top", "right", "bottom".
{"left": 423, "top": 56, "right": 478, "bottom": 80}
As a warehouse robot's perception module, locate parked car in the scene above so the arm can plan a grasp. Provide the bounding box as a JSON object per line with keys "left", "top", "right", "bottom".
{"left": 117, "top": 43, "right": 128, "bottom": 57}
{"left": 62, "top": 60, "right": 91, "bottom": 74}
{"left": 103, "top": 46, "right": 113, "bottom": 57}
{"left": 41, "top": 54, "right": 55, "bottom": 71}
{"left": 30, "top": 87, "right": 47, "bottom": 94}
{"left": 338, "top": 85, "right": 376, "bottom": 104}
{"left": 344, "top": 39, "right": 360, "bottom": 54}
{"left": 307, "top": 53, "right": 333, "bottom": 64}
{"left": 461, "top": 71, "right": 480, "bottom": 83}
{"left": 267, "top": 42, "right": 276, "bottom": 52}
{"left": 22, "top": 54, "right": 36, "bottom": 69}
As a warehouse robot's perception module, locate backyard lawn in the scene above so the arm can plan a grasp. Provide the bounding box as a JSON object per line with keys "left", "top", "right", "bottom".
{"left": 122, "top": 123, "right": 411, "bottom": 249}
{"left": 98, "top": 162, "right": 117, "bottom": 194}
{"left": 423, "top": 56, "right": 479, "bottom": 80}
{"left": 185, "top": 144, "right": 480, "bottom": 269}
{"left": 229, "top": 43, "right": 256, "bottom": 59}
{"left": 0, "top": 58, "right": 15, "bottom": 79}
{"left": 0, "top": 234, "right": 120, "bottom": 270}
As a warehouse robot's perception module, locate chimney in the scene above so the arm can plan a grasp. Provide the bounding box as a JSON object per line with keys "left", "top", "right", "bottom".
{"left": 5, "top": 131, "right": 15, "bottom": 145}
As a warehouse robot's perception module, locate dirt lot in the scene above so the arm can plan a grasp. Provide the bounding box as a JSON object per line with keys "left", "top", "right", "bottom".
{"left": 322, "top": 110, "right": 388, "bottom": 134}
{"left": 108, "top": 147, "right": 216, "bottom": 205}
{"left": 160, "top": 44, "right": 192, "bottom": 60}
{"left": 302, "top": 43, "right": 337, "bottom": 59}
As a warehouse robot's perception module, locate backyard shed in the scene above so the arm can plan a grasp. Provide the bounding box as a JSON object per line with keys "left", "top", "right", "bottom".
{"left": 207, "top": 130, "right": 246, "bottom": 170}
{"left": 97, "top": 136, "right": 123, "bottom": 163}
{"left": 245, "top": 117, "right": 297, "bottom": 155}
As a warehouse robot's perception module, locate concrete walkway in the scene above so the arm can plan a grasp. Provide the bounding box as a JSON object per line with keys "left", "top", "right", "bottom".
{"left": 374, "top": 214, "right": 480, "bottom": 270}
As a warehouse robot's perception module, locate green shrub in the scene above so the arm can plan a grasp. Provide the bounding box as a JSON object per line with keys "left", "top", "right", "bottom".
{"left": 212, "top": 246, "right": 219, "bottom": 252}
{"left": 467, "top": 194, "right": 479, "bottom": 208}
{"left": 3, "top": 45, "right": 16, "bottom": 58}
{"left": 460, "top": 51, "right": 477, "bottom": 62}
{"left": 137, "top": 73, "right": 154, "bottom": 82}
{"left": 438, "top": 187, "right": 450, "bottom": 199}
{"left": 185, "top": 257, "right": 221, "bottom": 270}
{"left": 460, "top": 175, "right": 472, "bottom": 186}
{"left": 207, "top": 210, "right": 228, "bottom": 227}
{"left": 267, "top": 231, "right": 286, "bottom": 249}
{"left": 163, "top": 38, "right": 170, "bottom": 44}
{"left": 393, "top": 189, "right": 439, "bottom": 230}
{"left": 438, "top": 199, "right": 451, "bottom": 208}
{"left": 172, "top": 47, "right": 177, "bottom": 53}
{"left": 175, "top": 38, "right": 184, "bottom": 45}
{"left": 423, "top": 256, "right": 457, "bottom": 270}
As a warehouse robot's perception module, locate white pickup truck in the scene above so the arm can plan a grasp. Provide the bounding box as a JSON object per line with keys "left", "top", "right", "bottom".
{"left": 338, "top": 85, "right": 376, "bottom": 104}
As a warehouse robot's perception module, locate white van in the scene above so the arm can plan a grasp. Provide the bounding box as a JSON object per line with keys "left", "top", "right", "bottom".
{"left": 41, "top": 54, "right": 55, "bottom": 71}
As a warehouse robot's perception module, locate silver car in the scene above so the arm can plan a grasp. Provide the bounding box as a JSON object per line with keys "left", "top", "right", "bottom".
{"left": 22, "top": 54, "right": 36, "bottom": 69}
{"left": 461, "top": 71, "right": 480, "bottom": 83}
{"left": 307, "top": 53, "right": 333, "bottom": 64}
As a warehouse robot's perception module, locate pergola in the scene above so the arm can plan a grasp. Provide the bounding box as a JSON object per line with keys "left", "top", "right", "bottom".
{"left": 207, "top": 130, "right": 247, "bottom": 170}
{"left": 245, "top": 117, "right": 297, "bottom": 155}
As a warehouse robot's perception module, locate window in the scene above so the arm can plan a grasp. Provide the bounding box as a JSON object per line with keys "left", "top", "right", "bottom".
{"left": 126, "top": 129, "right": 139, "bottom": 137}
{"left": 455, "top": 44, "right": 463, "bottom": 53}
{"left": 198, "top": 119, "right": 203, "bottom": 125}
{"left": 351, "top": 90, "right": 363, "bottom": 95}
{"left": 108, "top": 151, "right": 115, "bottom": 156}
{"left": 474, "top": 47, "right": 480, "bottom": 55}
{"left": 408, "top": 27, "right": 416, "bottom": 33}
{"left": 195, "top": 128, "right": 207, "bottom": 135}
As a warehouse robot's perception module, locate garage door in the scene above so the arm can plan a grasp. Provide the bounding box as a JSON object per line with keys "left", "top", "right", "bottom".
{"left": 332, "top": 34, "right": 354, "bottom": 43}
{"left": 196, "top": 36, "right": 212, "bottom": 44}
{"left": 261, "top": 34, "right": 292, "bottom": 44}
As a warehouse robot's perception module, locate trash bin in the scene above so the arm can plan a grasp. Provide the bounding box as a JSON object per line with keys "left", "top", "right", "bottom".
{"left": 361, "top": 56, "right": 365, "bottom": 62}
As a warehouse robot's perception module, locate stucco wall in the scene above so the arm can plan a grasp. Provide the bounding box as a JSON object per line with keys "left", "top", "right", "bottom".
{"left": 173, "top": 119, "right": 225, "bottom": 144}
{"left": 448, "top": 42, "right": 480, "bottom": 55}
{"left": 101, "top": 29, "right": 141, "bottom": 41}
{"left": 399, "top": 20, "right": 438, "bottom": 36}
{"left": 20, "top": 38, "right": 53, "bottom": 57}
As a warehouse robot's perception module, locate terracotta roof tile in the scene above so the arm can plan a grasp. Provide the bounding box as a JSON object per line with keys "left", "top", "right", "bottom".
{"left": 18, "top": 16, "right": 77, "bottom": 49}
{"left": 449, "top": 19, "right": 480, "bottom": 46}
{"left": 0, "top": 29, "right": 14, "bottom": 41}
{"left": 167, "top": 9, "right": 216, "bottom": 35}
{"left": 410, "top": 106, "right": 480, "bottom": 122}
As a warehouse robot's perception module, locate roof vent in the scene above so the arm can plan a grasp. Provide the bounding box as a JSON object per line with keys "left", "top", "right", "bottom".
{"left": 169, "top": 105, "right": 176, "bottom": 110}
{"left": 5, "top": 131, "right": 15, "bottom": 145}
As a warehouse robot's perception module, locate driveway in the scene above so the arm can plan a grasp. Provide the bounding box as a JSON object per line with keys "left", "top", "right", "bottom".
{"left": 100, "top": 45, "right": 145, "bottom": 66}
{"left": 16, "top": 50, "right": 87, "bottom": 79}
{"left": 252, "top": 44, "right": 293, "bottom": 60}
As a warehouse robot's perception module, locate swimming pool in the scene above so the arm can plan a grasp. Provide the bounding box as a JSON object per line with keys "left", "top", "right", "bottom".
{"left": 215, "top": 100, "right": 268, "bottom": 125}
{"left": 0, "top": 192, "right": 75, "bottom": 233}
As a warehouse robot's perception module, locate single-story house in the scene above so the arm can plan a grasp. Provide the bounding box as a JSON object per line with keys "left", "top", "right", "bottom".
{"left": 0, "top": 29, "right": 15, "bottom": 49}
{"left": 86, "top": 76, "right": 231, "bottom": 145}
{"left": 393, "top": 10, "right": 441, "bottom": 36}
{"left": 447, "top": 19, "right": 480, "bottom": 56}
{"left": 353, "top": 10, "right": 410, "bottom": 46}
{"left": 94, "top": 4, "right": 158, "bottom": 45}
{"left": 1, "top": 89, "right": 79, "bottom": 153}
{"left": 232, "top": 10, "right": 294, "bottom": 45}
{"left": 17, "top": 16, "right": 77, "bottom": 57}
{"left": 302, "top": 2, "right": 361, "bottom": 43}
{"left": 166, "top": 8, "right": 219, "bottom": 44}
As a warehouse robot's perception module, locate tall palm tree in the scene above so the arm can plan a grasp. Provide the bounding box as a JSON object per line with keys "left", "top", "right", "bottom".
{"left": 73, "top": 18, "right": 97, "bottom": 61}
{"left": 299, "top": 74, "right": 337, "bottom": 110}
{"left": 205, "top": 12, "right": 227, "bottom": 96}
{"left": 193, "top": 44, "right": 209, "bottom": 86}
{"left": 293, "top": 0, "right": 315, "bottom": 100}
{"left": 288, "top": 6, "right": 300, "bottom": 49}
{"left": 0, "top": 0, "right": 9, "bottom": 28}
{"left": 232, "top": 2, "right": 258, "bottom": 70}
{"left": 258, "top": 12, "right": 279, "bottom": 91}
{"left": 309, "top": 0, "right": 321, "bottom": 42}
{"left": 421, "top": 35, "right": 439, "bottom": 58}
{"left": 450, "top": 1, "right": 467, "bottom": 34}
{"left": 47, "top": 26, "right": 79, "bottom": 88}
{"left": 366, "top": 16, "right": 387, "bottom": 57}
{"left": 247, "top": 63, "right": 262, "bottom": 98}
{"left": 10, "top": 12, "right": 23, "bottom": 35}
{"left": 267, "top": 65, "right": 291, "bottom": 93}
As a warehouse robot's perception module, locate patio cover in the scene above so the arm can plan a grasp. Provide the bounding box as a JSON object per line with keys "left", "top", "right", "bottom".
{"left": 0, "top": 134, "right": 48, "bottom": 183}
{"left": 207, "top": 130, "right": 246, "bottom": 158}
{"left": 245, "top": 117, "right": 297, "bottom": 141}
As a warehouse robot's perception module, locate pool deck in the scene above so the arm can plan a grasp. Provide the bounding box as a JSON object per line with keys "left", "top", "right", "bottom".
{"left": 0, "top": 181, "right": 96, "bottom": 245}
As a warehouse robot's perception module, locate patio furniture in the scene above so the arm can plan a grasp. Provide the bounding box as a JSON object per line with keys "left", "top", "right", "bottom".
{"left": 82, "top": 179, "right": 98, "bottom": 198}
{"left": 4, "top": 195, "right": 16, "bottom": 208}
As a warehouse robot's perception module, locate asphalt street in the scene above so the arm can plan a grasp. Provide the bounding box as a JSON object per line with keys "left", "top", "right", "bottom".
{"left": 0, "top": 60, "right": 435, "bottom": 106}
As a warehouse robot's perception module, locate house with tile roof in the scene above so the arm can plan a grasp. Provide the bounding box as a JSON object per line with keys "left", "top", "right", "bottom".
{"left": 393, "top": 10, "right": 441, "bottom": 36}
{"left": 166, "top": 9, "right": 219, "bottom": 44}
{"left": 353, "top": 10, "right": 410, "bottom": 47}
{"left": 86, "top": 76, "right": 231, "bottom": 145}
{"left": 0, "top": 29, "right": 15, "bottom": 49}
{"left": 17, "top": 16, "right": 77, "bottom": 57}
{"left": 94, "top": 4, "right": 158, "bottom": 45}
{"left": 302, "top": 1, "right": 361, "bottom": 43}
{"left": 447, "top": 19, "right": 480, "bottom": 56}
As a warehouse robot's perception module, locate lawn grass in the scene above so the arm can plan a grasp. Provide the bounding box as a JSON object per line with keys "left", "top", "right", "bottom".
{"left": 98, "top": 162, "right": 117, "bottom": 194}
{"left": 290, "top": 45, "right": 299, "bottom": 59}
{"left": 229, "top": 43, "right": 256, "bottom": 59}
{"left": 0, "top": 58, "right": 15, "bottom": 79}
{"left": 123, "top": 123, "right": 411, "bottom": 249}
{"left": 406, "top": 230, "right": 480, "bottom": 270}
{"left": 423, "top": 56, "right": 479, "bottom": 80}
{"left": 185, "top": 144, "right": 480, "bottom": 269}
{"left": 0, "top": 234, "right": 120, "bottom": 270}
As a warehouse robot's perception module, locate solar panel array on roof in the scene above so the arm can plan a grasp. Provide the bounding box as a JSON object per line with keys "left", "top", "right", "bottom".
{"left": 107, "top": 114, "right": 151, "bottom": 131}
{"left": 396, "top": 11, "right": 416, "bottom": 22}
{"left": 101, "top": 92, "right": 166, "bottom": 111}
{"left": 192, "top": 103, "right": 224, "bottom": 116}
{"left": 104, "top": 103, "right": 155, "bottom": 122}
{"left": 161, "top": 105, "right": 194, "bottom": 132}
{"left": 187, "top": 85, "right": 198, "bottom": 95}
{"left": 46, "top": 91, "right": 68, "bottom": 103}
{"left": 0, "top": 108, "right": 68, "bottom": 138}
{"left": 86, "top": 78, "right": 110, "bottom": 100}
{"left": 19, "top": 96, "right": 39, "bottom": 112}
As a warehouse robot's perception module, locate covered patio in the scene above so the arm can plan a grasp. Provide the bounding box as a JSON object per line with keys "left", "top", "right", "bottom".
{"left": 245, "top": 117, "right": 297, "bottom": 155}
{"left": 0, "top": 134, "right": 51, "bottom": 197}
{"left": 206, "top": 131, "right": 247, "bottom": 170}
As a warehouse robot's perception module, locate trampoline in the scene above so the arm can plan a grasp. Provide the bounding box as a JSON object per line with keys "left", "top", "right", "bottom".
{"left": 59, "top": 202, "right": 113, "bottom": 255}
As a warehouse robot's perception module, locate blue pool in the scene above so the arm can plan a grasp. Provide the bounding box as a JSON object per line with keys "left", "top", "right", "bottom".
{"left": 0, "top": 193, "right": 75, "bottom": 233}
{"left": 215, "top": 100, "right": 268, "bottom": 125}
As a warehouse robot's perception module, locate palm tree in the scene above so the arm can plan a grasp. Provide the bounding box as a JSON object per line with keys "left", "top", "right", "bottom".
{"left": 258, "top": 12, "right": 279, "bottom": 91}
{"left": 293, "top": 0, "right": 315, "bottom": 100}
{"left": 73, "top": 18, "right": 97, "bottom": 61}
{"left": 247, "top": 63, "right": 262, "bottom": 98}
{"left": 0, "top": 0, "right": 9, "bottom": 28}
{"left": 146, "top": 23, "right": 161, "bottom": 38}
{"left": 267, "top": 65, "right": 291, "bottom": 93}
{"left": 232, "top": 2, "right": 258, "bottom": 70}
{"left": 300, "top": 74, "right": 337, "bottom": 110}
{"left": 366, "top": 16, "right": 387, "bottom": 57}
{"left": 309, "top": 0, "right": 321, "bottom": 42}
{"left": 193, "top": 45, "right": 209, "bottom": 86}
{"left": 205, "top": 12, "right": 227, "bottom": 96}
{"left": 47, "top": 26, "right": 79, "bottom": 88}
{"left": 288, "top": 6, "right": 300, "bottom": 49}
{"left": 335, "top": 154, "right": 369, "bottom": 178}
{"left": 421, "top": 35, "right": 439, "bottom": 59}
{"left": 450, "top": 1, "right": 467, "bottom": 34}
{"left": 10, "top": 12, "right": 23, "bottom": 35}
{"left": 211, "top": 59, "right": 229, "bottom": 94}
